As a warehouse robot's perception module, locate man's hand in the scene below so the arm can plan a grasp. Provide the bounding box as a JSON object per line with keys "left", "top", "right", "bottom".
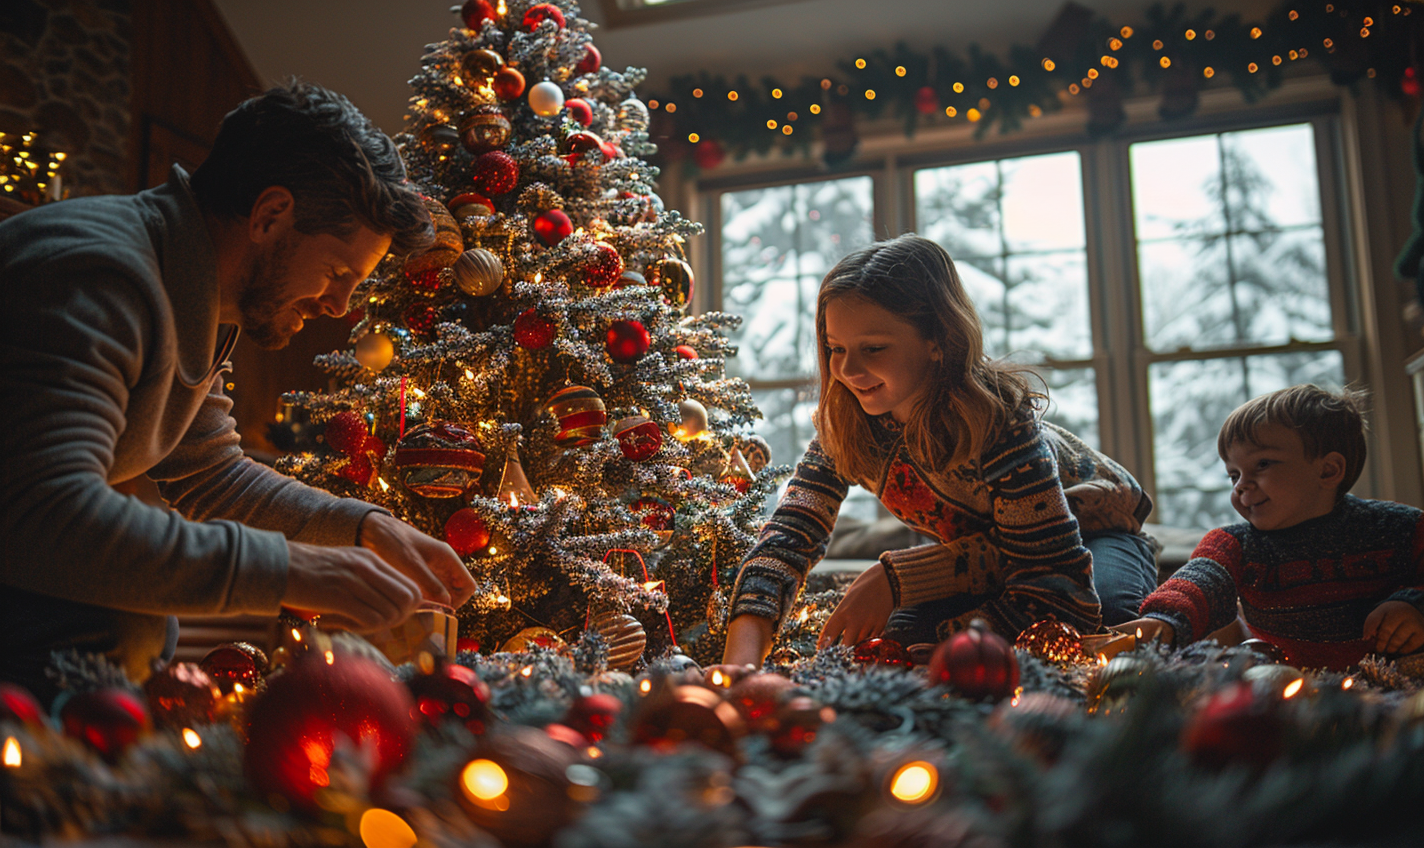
{"left": 1363, "top": 600, "right": 1424, "bottom": 655}
{"left": 1114, "top": 617, "right": 1175, "bottom": 645}
{"left": 359, "top": 512, "right": 477, "bottom": 609}
{"left": 284, "top": 540, "right": 423, "bottom": 631}
{"left": 817, "top": 561, "right": 894, "bottom": 651}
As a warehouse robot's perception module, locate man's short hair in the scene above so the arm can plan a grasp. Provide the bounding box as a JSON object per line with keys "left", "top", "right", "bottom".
{"left": 1217, "top": 384, "right": 1369, "bottom": 495}
{"left": 190, "top": 81, "right": 433, "bottom": 257}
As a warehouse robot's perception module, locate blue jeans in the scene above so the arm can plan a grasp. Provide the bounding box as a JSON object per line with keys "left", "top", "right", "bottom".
{"left": 879, "top": 531, "right": 1157, "bottom": 643}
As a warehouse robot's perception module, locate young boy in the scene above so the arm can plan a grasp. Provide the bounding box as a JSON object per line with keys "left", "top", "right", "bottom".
{"left": 1120, "top": 385, "right": 1424, "bottom": 670}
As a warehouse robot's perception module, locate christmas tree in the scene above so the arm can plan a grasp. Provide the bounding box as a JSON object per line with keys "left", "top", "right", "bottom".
{"left": 276, "top": 0, "right": 783, "bottom": 665}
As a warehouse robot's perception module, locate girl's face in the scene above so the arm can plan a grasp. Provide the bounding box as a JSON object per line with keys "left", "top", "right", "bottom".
{"left": 823, "top": 296, "right": 940, "bottom": 423}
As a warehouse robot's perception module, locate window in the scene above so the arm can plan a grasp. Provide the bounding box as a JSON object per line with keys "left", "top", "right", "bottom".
{"left": 705, "top": 111, "right": 1360, "bottom": 531}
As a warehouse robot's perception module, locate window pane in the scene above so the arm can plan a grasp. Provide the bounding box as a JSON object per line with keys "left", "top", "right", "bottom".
{"left": 748, "top": 387, "right": 879, "bottom": 523}
{"left": 1132, "top": 124, "right": 1330, "bottom": 353}
{"left": 1037, "top": 366, "right": 1099, "bottom": 449}
{"left": 915, "top": 160, "right": 1001, "bottom": 258}
{"left": 1004, "top": 251, "right": 1091, "bottom": 359}
{"left": 1149, "top": 350, "right": 1345, "bottom": 529}
{"left": 720, "top": 178, "right": 875, "bottom": 383}
{"left": 1000, "top": 152, "right": 1085, "bottom": 253}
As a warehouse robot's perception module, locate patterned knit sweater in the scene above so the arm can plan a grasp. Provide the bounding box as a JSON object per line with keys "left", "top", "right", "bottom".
{"left": 730, "top": 411, "right": 1152, "bottom": 639}
{"left": 1139, "top": 496, "right": 1424, "bottom": 671}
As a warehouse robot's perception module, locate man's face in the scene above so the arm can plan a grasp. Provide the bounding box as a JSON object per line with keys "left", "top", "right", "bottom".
{"left": 238, "top": 224, "right": 391, "bottom": 350}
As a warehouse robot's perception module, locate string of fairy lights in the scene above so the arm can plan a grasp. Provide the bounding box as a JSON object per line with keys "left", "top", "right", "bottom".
{"left": 645, "top": 1, "right": 1421, "bottom": 165}
{"left": 0, "top": 133, "right": 67, "bottom": 205}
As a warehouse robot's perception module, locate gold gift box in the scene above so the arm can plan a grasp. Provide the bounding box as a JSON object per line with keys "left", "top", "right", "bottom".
{"left": 366, "top": 602, "right": 459, "bottom": 665}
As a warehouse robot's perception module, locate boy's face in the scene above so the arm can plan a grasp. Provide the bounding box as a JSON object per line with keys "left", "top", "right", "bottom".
{"left": 1223, "top": 423, "right": 1344, "bottom": 531}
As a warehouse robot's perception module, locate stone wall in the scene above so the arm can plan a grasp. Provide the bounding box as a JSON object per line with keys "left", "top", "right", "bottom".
{"left": 0, "top": 0, "right": 132, "bottom": 198}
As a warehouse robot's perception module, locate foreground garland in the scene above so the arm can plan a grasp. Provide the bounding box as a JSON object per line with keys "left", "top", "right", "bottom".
{"left": 3, "top": 622, "right": 1422, "bottom": 847}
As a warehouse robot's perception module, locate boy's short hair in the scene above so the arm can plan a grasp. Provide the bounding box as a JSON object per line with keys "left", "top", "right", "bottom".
{"left": 190, "top": 81, "right": 432, "bottom": 257}
{"left": 1217, "top": 384, "right": 1369, "bottom": 495}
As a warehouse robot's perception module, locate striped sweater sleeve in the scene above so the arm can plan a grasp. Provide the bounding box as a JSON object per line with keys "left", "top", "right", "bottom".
{"left": 1383, "top": 514, "right": 1424, "bottom": 612}
{"left": 729, "top": 437, "right": 848, "bottom": 629}
{"left": 881, "top": 417, "right": 1101, "bottom": 637}
{"left": 1139, "top": 528, "right": 1242, "bottom": 644}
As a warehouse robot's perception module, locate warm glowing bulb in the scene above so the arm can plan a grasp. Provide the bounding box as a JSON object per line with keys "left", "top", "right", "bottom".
{"left": 639, "top": 679, "right": 653, "bottom": 694}
{"left": 488, "top": 546, "right": 499, "bottom": 555}
{"left": 889, "top": 762, "right": 938, "bottom": 803}
{"left": 895, "top": 66, "right": 906, "bottom": 77}
{"left": 1136, "top": 628, "right": 1143, "bottom": 639}
{"left": 232, "top": 683, "right": 245, "bottom": 695}
{"left": 855, "top": 58, "right": 866, "bottom": 69}
{"left": 1283, "top": 678, "right": 1304, "bottom": 698}
{"left": 325, "top": 650, "right": 335, "bottom": 665}
{"left": 688, "top": 132, "right": 700, "bottom": 143}
{"left": 3, "top": 737, "right": 20, "bottom": 767}
{"left": 359, "top": 808, "right": 417, "bottom": 848}
{"left": 378, "top": 477, "right": 390, "bottom": 492}
{"left": 520, "top": 665, "right": 533, "bottom": 678}
{"left": 1042, "top": 58, "right": 1056, "bottom": 71}
{"left": 291, "top": 628, "right": 303, "bottom": 642}
{"left": 710, "top": 669, "right": 725, "bottom": 686}
{"left": 643, "top": 580, "right": 665, "bottom": 592}
{"left": 494, "top": 593, "right": 509, "bottom": 604}
{"left": 182, "top": 728, "right": 202, "bottom": 749}
{"left": 1342, "top": 677, "right": 1355, "bottom": 690}
{"left": 586, "top": 746, "right": 602, "bottom": 758}
{"left": 772, "top": 88, "right": 783, "bottom": 98}
{"left": 461, "top": 759, "right": 508, "bottom": 801}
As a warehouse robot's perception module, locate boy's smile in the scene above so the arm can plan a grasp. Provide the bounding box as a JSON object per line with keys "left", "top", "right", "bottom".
{"left": 1223, "top": 422, "right": 1344, "bottom": 531}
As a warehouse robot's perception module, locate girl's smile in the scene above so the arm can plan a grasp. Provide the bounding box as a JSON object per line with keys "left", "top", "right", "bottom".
{"left": 823, "top": 296, "right": 940, "bottom": 423}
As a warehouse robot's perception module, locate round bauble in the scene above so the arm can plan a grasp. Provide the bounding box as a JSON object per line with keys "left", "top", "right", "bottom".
{"left": 852, "top": 637, "right": 913, "bottom": 669}
{"left": 449, "top": 191, "right": 496, "bottom": 219}
{"left": 200, "top": 642, "right": 268, "bottom": 695}
{"left": 565, "top": 97, "right": 593, "bottom": 126}
{"left": 522, "top": 2, "right": 566, "bottom": 31}
{"left": 460, "top": 0, "right": 496, "bottom": 30}
{"left": 528, "top": 81, "right": 565, "bottom": 117}
{"left": 324, "top": 410, "right": 370, "bottom": 456}
{"left": 513, "top": 308, "right": 556, "bottom": 350}
{"left": 575, "top": 44, "right": 601, "bottom": 75}
{"left": 144, "top": 662, "right": 221, "bottom": 728}
{"left": 914, "top": 85, "right": 939, "bottom": 115}
{"left": 674, "top": 344, "right": 698, "bottom": 360}
{"left": 404, "top": 198, "right": 463, "bottom": 276}
{"left": 407, "top": 659, "right": 491, "bottom": 735}
{"left": 338, "top": 453, "right": 373, "bottom": 486}
{"left": 472, "top": 150, "right": 520, "bottom": 195}
{"left": 545, "top": 385, "right": 607, "bottom": 448}
{"left": 492, "top": 66, "right": 526, "bottom": 101}
{"left": 617, "top": 98, "right": 650, "bottom": 133}
{"left": 355, "top": 330, "right": 396, "bottom": 372}
{"left": 631, "top": 685, "right": 744, "bottom": 757}
{"left": 770, "top": 696, "right": 833, "bottom": 757}
{"left": 927, "top": 621, "right": 1019, "bottom": 703}
{"left": 606, "top": 319, "right": 650, "bottom": 364}
{"left": 454, "top": 247, "right": 504, "bottom": 296}
{"left": 1085, "top": 655, "right": 1150, "bottom": 714}
{"left": 0, "top": 683, "right": 46, "bottom": 728}
{"left": 393, "top": 421, "right": 487, "bottom": 498}
{"left": 404, "top": 302, "right": 440, "bottom": 336}
{"left": 719, "top": 447, "right": 754, "bottom": 494}
{"left": 1239, "top": 638, "right": 1289, "bottom": 665}
{"left": 987, "top": 691, "right": 1083, "bottom": 764}
{"left": 404, "top": 266, "right": 444, "bottom": 292}
{"left": 563, "top": 130, "right": 605, "bottom": 158}
{"left": 564, "top": 693, "right": 621, "bottom": 742}
{"left": 613, "top": 414, "right": 662, "bottom": 461}
{"left": 500, "top": 627, "right": 565, "bottom": 653}
{"left": 1181, "top": 681, "right": 1283, "bottom": 771}
{"left": 1014, "top": 619, "right": 1084, "bottom": 665}
{"left": 629, "top": 496, "right": 674, "bottom": 544}
{"left": 726, "top": 672, "right": 795, "bottom": 730}
{"left": 460, "top": 107, "right": 513, "bottom": 153}
{"left": 1241, "top": 663, "right": 1307, "bottom": 699}
{"left": 671, "top": 398, "right": 709, "bottom": 441}
{"left": 740, "top": 434, "right": 771, "bottom": 473}
{"left": 591, "top": 611, "right": 647, "bottom": 671}
{"left": 60, "top": 688, "right": 150, "bottom": 762}
{"left": 460, "top": 49, "right": 504, "bottom": 84}
{"left": 532, "top": 209, "right": 573, "bottom": 247}
{"left": 648, "top": 258, "right": 694, "bottom": 309}
{"left": 445, "top": 508, "right": 492, "bottom": 557}
{"left": 583, "top": 242, "right": 624, "bottom": 288}
{"left": 244, "top": 652, "right": 416, "bottom": 811}
{"left": 694, "top": 139, "right": 725, "bottom": 170}
{"left": 456, "top": 726, "right": 582, "bottom": 848}
{"left": 419, "top": 122, "right": 461, "bottom": 152}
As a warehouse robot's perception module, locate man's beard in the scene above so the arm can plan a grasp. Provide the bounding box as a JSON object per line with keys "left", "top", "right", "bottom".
{"left": 237, "top": 233, "right": 300, "bottom": 350}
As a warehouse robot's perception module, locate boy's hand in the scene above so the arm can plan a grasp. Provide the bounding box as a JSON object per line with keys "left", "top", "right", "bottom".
{"left": 1113, "top": 617, "right": 1175, "bottom": 645}
{"left": 817, "top": 562, "right": 894, "bottom": 650}
{"left": 1363, "top": 601, "right": 1424, "bottom": 655}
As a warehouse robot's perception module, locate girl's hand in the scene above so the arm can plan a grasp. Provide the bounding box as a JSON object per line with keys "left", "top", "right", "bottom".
{"left": 707, "top": 614, "right": 774, "bottom": 687}
{"left": 817, "top": 561, "right": 895, "bottom": 650}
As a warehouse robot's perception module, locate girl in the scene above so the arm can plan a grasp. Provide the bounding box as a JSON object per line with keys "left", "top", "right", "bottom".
{"left": 719, "top": 235, "right": 1156, "bottom": 670}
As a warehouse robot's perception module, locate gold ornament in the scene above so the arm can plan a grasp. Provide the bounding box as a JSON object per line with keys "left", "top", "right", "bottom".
{"left": 404, "top": 197, "right": 463, "bottom": 275}
{"left": 1013, "top": 619, "right": 1084, "bottom": 665}
{"left": 1086, "top": 655, "right": 1149, "bottom": 714}
{"left": 591, "top": 611, "right": 647, "bottom": 671}
{"left": 453, "top": 247, "right": 504, "bottom": 296}
{"left": 496, "top": 445, "right": 536, "bottom": 507}
{"left": 670, "top": 398, "right": 709, "bottom": 441}
{"left": 355, "top": 331, "right": 396, "bottom": 371}
{"left": 500, "top": 627, "right": 565, "bottom": 653}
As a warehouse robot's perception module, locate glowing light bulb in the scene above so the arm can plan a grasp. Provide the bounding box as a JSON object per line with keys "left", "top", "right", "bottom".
{"left": 639, "top": 678, "right": 653, "bottom": 694}
{"left": 4, "top": 737, "right": 20, "bottom": 767}
{"left": 325, "top": 650, "right": 335, "bottom": 665}
{"left": 461, "top": 759, "right": 508, "bottom": 801}
{"left": 710, "top": 669, "right": 725, "bottom": 687}
{"left": 359, "top": 808, "right": 417, "bottom": 848}
{"left": 1283, "top": 678, "right": 1304, "bottom": 698}
{"left": 182, "top": 728, "right": 202, "bottom": 749}
{"left": 520, "top": 666, "right": 533, "bottom": 678}
{"left": 889, "top": 762, "right": 938, "bottom": 804}
{"left": 1342, "top": 677, "right": 1355, "bottom": 690}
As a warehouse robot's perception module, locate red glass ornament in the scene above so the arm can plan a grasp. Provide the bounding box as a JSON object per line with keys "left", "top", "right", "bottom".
{"left": 914, "top": 85, "right": 939, "bottom": 115}
{"left": 631, "top": 685, "right": 744, "bottom": 757}
{"left": 522, "top": 2, "right": 565, "bottom": 31}
{"left": 546, "top": 385, "right": 607, "bottom": 448}
{"left": 1181, "top": 681, "right": 1283, "bottom": 771}
{"left": 599, "top": 139, "right": 623, "bottom": 160}
{"left": 492, "top": 66, "right": 526, "bottom": 100}
{"left": 606, "top": 319, "right": 650, "bottom": 363}
{"left": 460, "top": 0, "right": 496, "bottom": 29}
{"left": 769, "top": 696, "right": 832, "bottom": 757}
{"left": 363, "top": 433, "right": 387, "bottom": 458}
{"left": 393, "top": 421, "right": 487, "bottom": 498}
{"left": 927, "top": 622, "right": 1020, "bottom": 702}
{"left": 405, "top": 265, "right": 445, "bottom": 291}
{"left": 564, "top": 693, "right": 622, "bottom": 741}
{"left": 584, "top": 241, "right": 624, "bottom": 288}
{"left": 575, "top": 44, "right": 601, "bottom": 75}
{"left": 513, "top": 308, "right": 556, "bottom": 349}
{"left": 324, "top": 411, "right": 369, "bottom": 455}
{"left": 726, "top": 672, "right": 794, "bottom": 731}
{"left": 674, "top": 344, "right": 698, "bottom": 360}
{"left": 406, "top": 660, "right": 491, "bottom": 735}
{"left": 473, "top": 150, "right": 520, "bottom": 197}
{"left": 338, "top": 453, "right": 373, "bottom": 486}
{"left": 565, "top": 97, "right": 594, "bottom": 126}
{"left": 144, "top": 662, "right": 221, "bottom": 728}
{"left": 404, "top": 302, "right": 440, "bottom": 336}
{"left": 444, "top": 507, "right": 492, "bottom": 556}
{"left": 532, "top": 209, "right": 573, "bottom": 246}
{"left": 199, "top": 642, "right": 268, "bottom": 695}
{"left": 0, "top": 683, "right": 46, "bottom": 727}
{"left": 694, "top": 139, "right": 725, "bottom": 170}
{"left": 459, "top": 107, "right": 512, "bottom": 153}
{"left": 852, "top": 637, "right": 913, "bottom": 669}
{"left": 449, "top": 191, "right": 496, "bottom": 218}
{"left": 456, "top": 637, "right": 482, "bottom": 654}
{"left": 564, "top": 130, "right": 604, "bottom": 157}
{"left": 629, "top": 496, "right": 674, "bottom": 532}
{"left": 60, "top": 688, "right": 150, "bottom": 762}
{"left": 244, "top": 651, "right": 417, "bottom": 811}
{"left": 613, "top": 414, "right": 663, "bottom": 461}
{"left": 1403, "top": 66, "right": 1421, "bottom": 98}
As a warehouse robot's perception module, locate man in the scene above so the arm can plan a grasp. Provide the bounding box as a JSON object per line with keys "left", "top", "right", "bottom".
{"left": 0, "top": 82, "right": 476, "bottom": 702}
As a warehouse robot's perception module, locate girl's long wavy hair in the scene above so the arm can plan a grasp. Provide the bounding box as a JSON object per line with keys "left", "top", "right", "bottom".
{"left": 814, "top": 234, "right": 1043, "bottom": 484}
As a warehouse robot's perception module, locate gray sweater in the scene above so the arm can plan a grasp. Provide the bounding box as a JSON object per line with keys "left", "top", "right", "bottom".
{"left": 0, "top": 166, "right": 377, "bottom": 686}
